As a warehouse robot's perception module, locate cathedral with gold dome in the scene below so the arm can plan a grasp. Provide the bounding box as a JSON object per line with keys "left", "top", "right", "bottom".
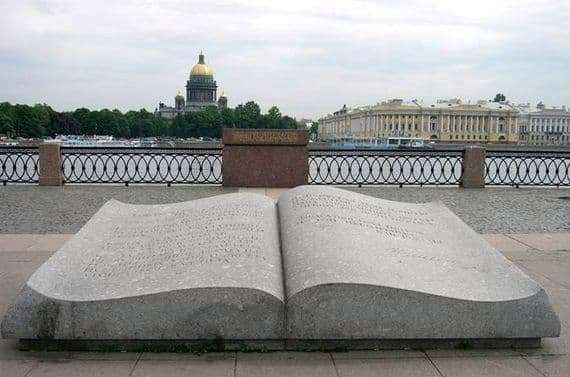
{"left": 156, "top": 52, "right": 227, "bottom": 119}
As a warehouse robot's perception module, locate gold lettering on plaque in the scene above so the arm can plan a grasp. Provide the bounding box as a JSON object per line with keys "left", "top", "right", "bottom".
{"left": 232, "top": 131, "right": 298, "bottom": 144}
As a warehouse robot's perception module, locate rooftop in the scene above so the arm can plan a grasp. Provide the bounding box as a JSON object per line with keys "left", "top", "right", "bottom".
{"left": 324, "top": 99, "right": 518, "bottom": 118}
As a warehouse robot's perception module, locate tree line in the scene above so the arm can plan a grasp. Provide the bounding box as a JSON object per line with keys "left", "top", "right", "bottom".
{"left": 0, "top": 101, "right": 299, "bottom": 139}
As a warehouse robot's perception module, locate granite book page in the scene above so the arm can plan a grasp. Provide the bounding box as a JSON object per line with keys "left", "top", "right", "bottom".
{"left": 277, "top": 186, "right": 559, "bottom": 340}
{"left": 2, "top": 193, "right": 285, "bottom": 340}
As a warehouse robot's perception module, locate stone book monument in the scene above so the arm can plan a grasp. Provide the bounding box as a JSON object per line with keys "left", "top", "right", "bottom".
{"left": 1, "top": 186, "right": 560, "bottom": 351}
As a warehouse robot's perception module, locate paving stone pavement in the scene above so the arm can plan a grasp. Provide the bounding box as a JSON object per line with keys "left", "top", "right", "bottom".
{"left": 0, "top": 232, "right": 569, "bottom": 376}
{"left": 0, "top": 186, "right": 569, "bottom": 234}
{"left": 0, "top": 185, "right": 237, "bottom": 234}
{"left": 347, "top": 186, "right": 570, "bottom": 234}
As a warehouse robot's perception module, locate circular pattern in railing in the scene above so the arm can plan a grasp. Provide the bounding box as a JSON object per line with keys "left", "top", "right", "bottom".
{"left": 61, "top": 149, "right": 223, "bottom": 184}
{"left": 308, "top": 151, "right": 463, "bottom": 185}
{"left": 486, "top": 153, "right": 570, "bottom": 186}
{"left": 3, "top": 146, "right": 569, "bottom": 187}
{"left": 0, "top": 148, "right": 39, "bottom": 183}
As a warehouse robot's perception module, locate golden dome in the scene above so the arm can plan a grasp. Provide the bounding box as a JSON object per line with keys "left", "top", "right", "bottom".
{"left": 190, "top": 53, "right": 213, "bottom": 77}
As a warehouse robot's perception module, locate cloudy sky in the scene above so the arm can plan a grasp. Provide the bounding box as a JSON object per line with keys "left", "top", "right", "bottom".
{"left": 1, "top": 0, "right": 569, "bottom": 119}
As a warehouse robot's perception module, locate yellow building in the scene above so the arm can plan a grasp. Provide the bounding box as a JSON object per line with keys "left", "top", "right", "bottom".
{"left": 318, "top": 99, "right": 519, "bottom": 144}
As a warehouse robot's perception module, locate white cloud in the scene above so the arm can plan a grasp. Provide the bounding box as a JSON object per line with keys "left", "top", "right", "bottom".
{"left": 0, "top": 0, "right": 569, "bottom": 118}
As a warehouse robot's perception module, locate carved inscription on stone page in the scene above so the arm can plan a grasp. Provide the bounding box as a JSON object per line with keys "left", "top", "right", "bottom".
{"left": 83, "top": 202, "right": 269, "bottom": 279}
{"left": 290, "top": 193, "right": 442, "bottom": 244}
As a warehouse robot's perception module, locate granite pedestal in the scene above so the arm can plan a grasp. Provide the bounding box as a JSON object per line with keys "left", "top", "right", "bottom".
{"left": 222, "top": 129, "right": 309, "bottom": 188}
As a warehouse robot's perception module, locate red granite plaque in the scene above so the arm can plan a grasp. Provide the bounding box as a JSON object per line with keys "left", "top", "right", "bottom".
{"left": 222, "top": 129, "right": 309, "bottom": 187}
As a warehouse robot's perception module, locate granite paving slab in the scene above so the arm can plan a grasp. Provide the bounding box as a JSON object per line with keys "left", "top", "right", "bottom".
{"left": 0, "top": 235, "right": 72, "bottom": 252}
{"left": 524, "top": 355, "right": 570, "bottom": 377}
{"left": 330, "top": 350, "right": 425, "bottom": 360}
{"left": 519, "top": 259, "right": 570, "bottom": 290}
{"left": 131, "top": 359, "right": 235, "bottom": 377}
{"left": 509, "top": 233, "right": 570, "bottom": 251}
{"left": 0, "top": 360, "right": 38, "bottom": 377}
{"left": 138, "top": 352, "right": 235, "bottom": 361}
{"left": 481, "top": 234, "right": 533, "bottom": 252}
{"left": 431, "top": 356, "right": 545, "bottom": 377}
{"left": 334, "top": 357, "right": 441, "bottom": 377}
{"left": 235, "top": 352, "right": 337, "bottom": 377}
{"left": 25, "top": 359, "right": 137, "bottom": 377}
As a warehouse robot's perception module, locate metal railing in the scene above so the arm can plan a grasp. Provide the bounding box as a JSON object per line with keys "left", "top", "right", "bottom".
{"left": 308, "top": 148, "right": 464, "bottom": 185}
{"left": 61, "top": 147, "right": 223, "bottom": 184}
{"left": 486, "top": 150, "right": 570, "bottom": 186}
{"left": 2, "top": 145, "right": 569, "bottom": 187}
{"left": 0, "top": 146, "right": 39, "bottom": 184}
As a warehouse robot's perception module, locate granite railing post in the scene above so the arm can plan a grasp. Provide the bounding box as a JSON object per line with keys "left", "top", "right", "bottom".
{"left": 460, "top": 146, "right": 486, "bottom": 188}
{"left": 38, "top": 142, "right": 63, "bottom": 186}
{"left": 222, "top": 128, "right": 309, "bottom": 188}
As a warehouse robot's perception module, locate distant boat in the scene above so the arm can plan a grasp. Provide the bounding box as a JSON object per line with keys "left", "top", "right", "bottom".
{"left": 331, "top": 137, "right": 429, "bottom": 149}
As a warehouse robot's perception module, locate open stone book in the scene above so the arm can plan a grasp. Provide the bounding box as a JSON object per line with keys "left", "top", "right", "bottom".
{"left": 1, "top": 186, "right": 560, "bottom": 350}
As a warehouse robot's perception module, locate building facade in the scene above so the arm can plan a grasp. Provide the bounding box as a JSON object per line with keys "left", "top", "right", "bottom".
{"left": 518, "top": 102, "right": 570, "bottom": 145}
{"left": 156, "top": 53, "right": 228, "bottom": 119}
{"left": 318, "top": 99, "right": 519, "bottom": 144}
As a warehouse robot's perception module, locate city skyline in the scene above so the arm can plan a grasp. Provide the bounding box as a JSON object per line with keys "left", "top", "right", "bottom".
{"left": 1, "top": 0, "right": 569, "bottom": 119}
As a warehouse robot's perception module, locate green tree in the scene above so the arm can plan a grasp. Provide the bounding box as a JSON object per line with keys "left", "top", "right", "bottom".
{"left": 12, "top": 104, "right": 48, "bottom": 137}
{"left": 96, "top": 109, "right": 120, "bottom": 136}
{"left": 73, "top": 108, "right": 95, "bottom": 134}
{"left": 0, "top": 113, "right": 15, "bottom": 137}
{"left": 279, "top": 115, "right": 297, "bottom": 129}
{"left": 152, "top": 116, "right": 169, "bottom": 137}
{"left": 493, "top": 93, "right": 506, "bottom": 102}
{"left": 125, "top": 109, "right": 157, "bottom": 137}
{"left": 234, "top": 101, "right": 261, "bottom": 128}
{"left": 112, "top": 109, "right": 130, "bottom": 137}
{"left": 50, "top": 111, "right": 81, "bottom": 135}
{"left": 265, "top": 106, "right": 282, "bottom": 129}
{"left": 171, "top": 114, "right": 188, "bottom": 137}
{"left": 0, "top": 100, "right": 298, "bottom": 139}
{"left": 220, "top": 107, "right": 235, "bottom": 128}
